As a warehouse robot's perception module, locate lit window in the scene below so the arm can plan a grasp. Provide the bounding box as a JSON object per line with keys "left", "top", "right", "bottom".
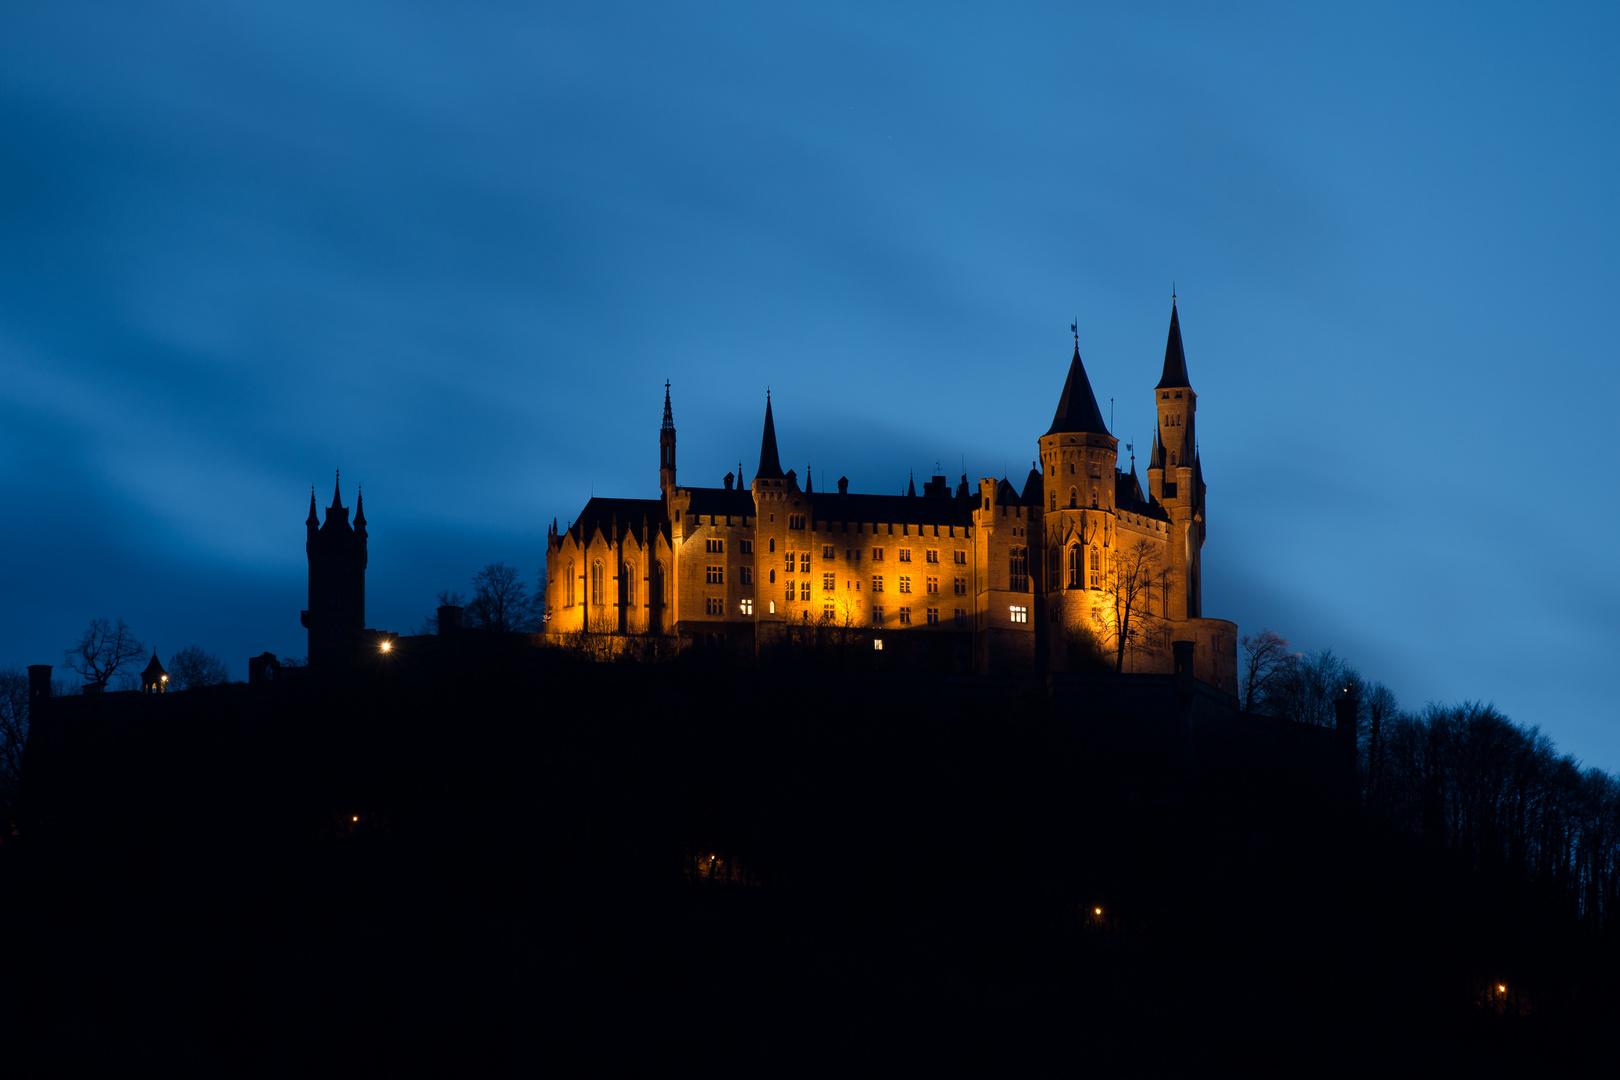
{"left": 1010, "top": 605, "right": 1028, "bottom": 624}
{"left": 741, "top": 598, "right": 754, "bottom": 615}
{"left": 898, "top": 576, "right": 912, "bottom": 594}
{"left": 769, "top": 600, "right": 776, "bottom": 613}
{"left": 873, "top": 638, "right": 883, "bottom": 650}
{"left": 706, "top": 565, "right": 725, "bottom": 584}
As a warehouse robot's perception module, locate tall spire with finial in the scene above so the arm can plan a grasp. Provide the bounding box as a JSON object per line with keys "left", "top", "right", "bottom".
{"left": 659, "top": 380, "right": 678, "bottom": 494}
{"left": 306, "top": 485, "right": 319, "bottom": 529}
{"left": 755, "top": 391, "right": 784, "bottom": 480}
{"left": 805, "top": 464, "right": 813, "bottom": 494}
{"left": 1157, "top": 292, "right": 1191, "bottom": 390}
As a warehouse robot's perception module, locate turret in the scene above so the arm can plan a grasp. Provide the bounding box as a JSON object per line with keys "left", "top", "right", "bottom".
{"left": 1146, "top": 297, "right": 1202, "bottom": 619}
{"left": 659, "top": 380, "right": 677, "bottom": 497}
{"left": 303, "top": 471, "right": 368, "bottom": 665}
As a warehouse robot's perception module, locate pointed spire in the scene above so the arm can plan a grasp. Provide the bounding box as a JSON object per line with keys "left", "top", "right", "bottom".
{"left": 330, "top": 469, "right": 344, "bottom": 510}
{"left": 661, "top": 380, "right": 675, "bottom": 432}
{"left": 354, "top": 486, "right": 366, "bottom": 532}
{"left": 805, "top": 464, "right": 813, "bottom": 494}
{"left": 755, "top": 393, "right": 784, "bottom": 479}
{"left": 907, "top": 471, "right": 916, "bottom": 498}
{"left": 306, "top": 486, "right": 319, "bottom": 528}
{"left": 1156, "top": 297, "right": 1192, "bottom": 389}
{"left": 1046, "top": 339, "right": 1110, "bottom": 436}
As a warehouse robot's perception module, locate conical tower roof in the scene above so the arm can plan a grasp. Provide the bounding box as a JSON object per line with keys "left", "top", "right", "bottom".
{"left": 755, "top": 394, "right": 784, "bottom": 479}
{"left": 1046, "top": 340, "right": 1110, "bottom": 437}
{"left": 1156, "top": 299, "right": 1191, "bottom": 390}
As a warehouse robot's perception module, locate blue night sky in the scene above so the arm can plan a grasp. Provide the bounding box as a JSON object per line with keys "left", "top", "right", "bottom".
{"left": 3, "top": 4, "right": 1617, "bottom": 765}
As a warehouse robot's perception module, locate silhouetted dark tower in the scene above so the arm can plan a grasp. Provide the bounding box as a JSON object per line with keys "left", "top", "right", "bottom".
{"left": 302, "top": 473, "right": 368, "bottom": 665}
{"left": 660, "top": 381, "right": 677, "bottom": 497}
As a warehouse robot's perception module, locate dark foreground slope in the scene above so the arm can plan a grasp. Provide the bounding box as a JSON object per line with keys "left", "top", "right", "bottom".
{"left": 0, "top": 647, "right": 1611, "bottom": 1074}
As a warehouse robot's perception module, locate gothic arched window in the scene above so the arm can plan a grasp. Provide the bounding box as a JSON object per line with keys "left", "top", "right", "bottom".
{"left": 591, "top": 561, "right": 603, "bottom": 605}
{"left": 566, "top": 561, "right": 576, "bottom": 607}
{"left": 624, "top": 563, "right": 636, "bottom": 607}
{"left": 1050, "top": 491, "right": 1056, "bottom": 511}
{"left": 1067, "top": 545, "right": 1081, "bottom": 588}
{"left": 1069, "top": 488, "right": 1078, "bottom": 509}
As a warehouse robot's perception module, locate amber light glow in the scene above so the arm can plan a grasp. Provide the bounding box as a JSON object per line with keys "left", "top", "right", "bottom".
{"left": 379, "top": 641, "right": 392, "bottom": 653}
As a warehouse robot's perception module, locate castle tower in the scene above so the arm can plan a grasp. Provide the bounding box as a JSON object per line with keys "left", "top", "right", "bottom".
{"left": 1037, "top": 334, "right": 1119, "bottom": 668}
{"left": 140, "top": 650, "right": 168, "bottom": 693}
{"left": 1146, "top": 299, "right": 1203, "bottom": 619}
{"left": 302, "top": 473, "right": 368, "bottom": 666}
{"left": 660, "top": 381, "right": 677, "bottom": 497}
{"left": 749, "top": 393, "right": 795, "bottom": 624}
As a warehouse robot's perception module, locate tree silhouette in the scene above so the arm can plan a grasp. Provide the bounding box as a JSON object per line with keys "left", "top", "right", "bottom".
{"left": 1091, "top": 539, "right": 1168, "bottom": 673}
{"left": 167, "top": 646, "right": 230, "bottom": 690}
{"left": 1239, "top": 629, "right": 1295, "bottom": 714}
{"left": 466, "top": 563, "right": 533, "bottom": 633}
{"left": 64, "top": 617, "right": 146, "bottom": 689}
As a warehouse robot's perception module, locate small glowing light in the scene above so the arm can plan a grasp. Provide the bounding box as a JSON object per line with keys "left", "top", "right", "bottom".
{"left": 353, "top": 815, "right": 359, "bottom": 822}
{"left": 1497, "top": 984, "right": 1506, "bottom": 993}
{"left": 1094, "top": 907, "right": 1102, "bottom": 916}
{"left": 873, "top": 638, "right": 883, "bottom": 650}
{"left": 160, "top": 675, "right": 167, "bottom": 681}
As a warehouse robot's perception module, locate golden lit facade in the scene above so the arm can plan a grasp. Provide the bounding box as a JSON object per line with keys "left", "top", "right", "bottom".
{"left": 544, "top": 304, "right": 1237, "bottom": 691}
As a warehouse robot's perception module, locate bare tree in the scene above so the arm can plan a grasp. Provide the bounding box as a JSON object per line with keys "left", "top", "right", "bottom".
{"left": 1362, "top": 681, "right": 1399, "bottom": 800}
{"left": 0, "top": 668, "right": 28, "bottom": 817}
{"left": 168, "top": 646, "right": 230, "bottom": 690}
{"left": 1091, "top": 539, "right": 1168, "bottom": 673}
{"left": 1239, "top": 629, "right": 1296, "bottom": 714}
{"left": 466, "top": 563, "right": 533, "bottom": 633}
{"left": 65, "top": 618, "right": 146, "bottom": 689}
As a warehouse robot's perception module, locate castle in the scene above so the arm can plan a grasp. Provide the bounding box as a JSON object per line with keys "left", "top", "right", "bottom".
{"left": 544, "top": 301, "right": 1238, "bottom": 691}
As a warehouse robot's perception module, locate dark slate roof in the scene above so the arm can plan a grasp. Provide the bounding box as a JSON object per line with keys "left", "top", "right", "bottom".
{"left": 1116, "top": 468, "right": 1169, "bottom": 522}
{"left": 807, "top": 490, "right": 971, "bottom": 528}
{"left": 686, "top": 486, "right": 758, "bottom": 518}
{"left": 569, "top": 497, "right": 668, "bottom": 546}
{"left": 1045, "top": 342, "right": 1111, "bottom": 436}
{"left": 755, "top": 396, "right": 784, "bottom": 479}
{"left": 1021, "top": 465, "right": 1044, "bottom": 504}
{"left": 141, "top": 651, "right": 167, "bottom": 679}
{"left": 1156, "top": 301, "right": 1191, "bottom": 389}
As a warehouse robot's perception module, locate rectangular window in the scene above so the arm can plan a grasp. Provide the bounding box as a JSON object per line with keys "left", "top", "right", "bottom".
{"left": 799, "top": 580, "right": 810, "bottom": 600}
{"left": 785, "top": 580, "right": 794, "bottom": 602}
{"left": 926, "top": 607, "right": 939, "bottom": 625}
{"left": 872, "top": 547, "right": 885, "bottom": 561}
{"left": 872, "top": 575, "right": 884, "bottom": 593}
{"left": 823, "top": 603, "right": 835, "bottom": 621}
{"left": 706, "top": 566, "right": 725, "bottom": 584}
{"left": 954, "top": 550, "right": 966, "bottom": 565}
{"left": 785, "top": 552, "right": 795, "bottom": 571}
{"left": 823, "top": 573, "right": 835, "bottom": 591}
{"left": 899, "top": 608, "right": 912, "bottom": 625}
{"left": 926, "top": 577, "right": 938, "bottom": 594}
{"left": 740, "top": 539, "right": 753, "bottom": 554}
{"left": 954, "top": 608, "right": 966, "bottom": 627}
{"left": 1009, "top": 605, "right": 1028, "bottom": 624}
{"left": 705, "top": 596, "right": 723, "bottom": 615}
{"left": 705, "top": 538, "right": 724, "bottom": 553}
{"left": 954, "top": 577, "right": 965, "bottom": 596}
{"left": 926, "top": 549, "right": 939, "bottom": 563}
{"left": 740, "top": 598, "right": 754, "bottom": 615}
{"left": 789, "top": 514, "right": 806, "bottom": 529}
{"left": 740, "top": 566, "right": 754, "bottom": 585}
{"left": 799, "top": 553, "right": 810, "bottom": 573}
{"left": 823, "top": 545, "right": 835, "bottom": 559}
{"left": 899, "top": 549, "right": 912, "bottom": 563}
{"left": 898, "top": 576, "right": 912, "bottom": 594}
{"left": 872, "top": 607, "right": 884, "bottom": 626}
{"left": 847, "top": 549, "right": 861, "bottom": 564}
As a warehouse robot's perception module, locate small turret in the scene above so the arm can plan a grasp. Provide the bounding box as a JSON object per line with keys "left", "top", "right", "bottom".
{"left": 140, "top": 650, "right": 168, "bottom": 694}
{"left": 660, "top": 381, "right": 678, "bottom": 496}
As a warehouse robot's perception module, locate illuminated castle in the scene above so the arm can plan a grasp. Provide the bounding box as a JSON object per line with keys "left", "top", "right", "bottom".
{"left": 544, "top": 302, "right": 1237, "bottom": 690}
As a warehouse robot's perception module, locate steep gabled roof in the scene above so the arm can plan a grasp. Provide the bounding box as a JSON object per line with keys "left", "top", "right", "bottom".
{"left": 1046, "top": 342, "right": 1110, "bottom": 437}
{"left": 755, "top": 395, "right": 784, "bottom": 480}
{"left": 1156, "top": 300, "right": 1191, "bottom": 390}
{"left": 1021, "top": 464, "right": 1044, "bottom": 504}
